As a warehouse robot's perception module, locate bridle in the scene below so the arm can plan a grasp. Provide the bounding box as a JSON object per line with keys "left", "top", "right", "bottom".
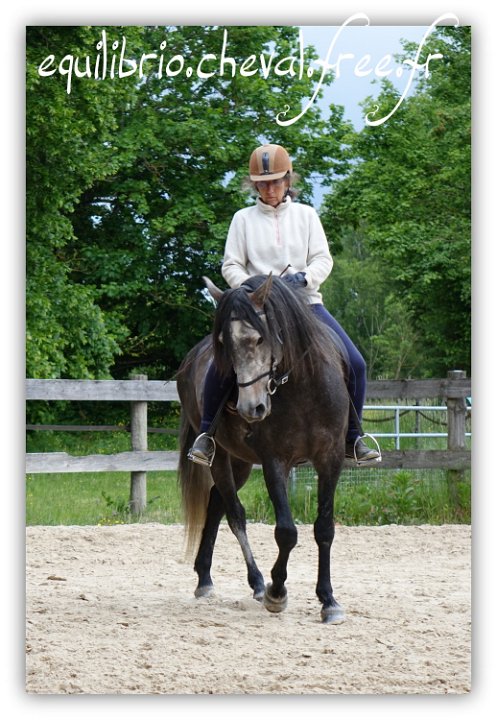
{"left": 231, "top": 313, "right": 310, "bottom": 397}
{"left": 230, "top": 306, "right": 290, "bottom": 397}
{"left": 232, "top": 273, "right": 313, "bottom": 397}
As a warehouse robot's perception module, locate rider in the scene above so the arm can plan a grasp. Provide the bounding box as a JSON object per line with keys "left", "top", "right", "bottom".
{"left": 188, "top": 143, "right": 380, "bottom": 466}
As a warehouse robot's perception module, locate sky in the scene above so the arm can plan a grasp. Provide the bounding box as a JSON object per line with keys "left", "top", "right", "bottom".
{"left": 295, "top": 24, "right": 444, "bottom": 205}
{"left": 300, "top": 24, "right": 435, "bottom": 129}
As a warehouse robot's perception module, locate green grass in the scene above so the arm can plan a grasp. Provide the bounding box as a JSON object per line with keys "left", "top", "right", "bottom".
{"left": 26, "top": 471, "right": 184, "bottom": 526}
{"left": 26, "top": 467, "right": 470, "bottom": 527}
{"left": 337, "top": 470, "right": 470, "bottom": 524}
{"left": 241, "top": 469, "right": 470, "bottom": 525}
{"left": 26, "top": 428, "right": 177, "bottom": 455}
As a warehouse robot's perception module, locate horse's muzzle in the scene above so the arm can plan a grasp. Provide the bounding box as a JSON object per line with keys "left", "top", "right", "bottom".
{"left": 237, "top": 399, "right": 270, "bottom": 423}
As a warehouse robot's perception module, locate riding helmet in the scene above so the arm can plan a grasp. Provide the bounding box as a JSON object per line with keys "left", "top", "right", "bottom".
{"left": 249, "top": 144, "right": 292, "bottom": 182}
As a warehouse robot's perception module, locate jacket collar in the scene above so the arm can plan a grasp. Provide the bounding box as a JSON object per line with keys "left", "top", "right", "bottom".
{"left": 256, "top": 195, "right": 292, "bottom": 215}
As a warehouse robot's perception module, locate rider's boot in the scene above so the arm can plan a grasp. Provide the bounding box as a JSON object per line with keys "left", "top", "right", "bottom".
{"left": 188, "top": 432, "right": 216, "bottom": 467}
{"left": 346, "top": 436, "right": 381, "bottom": 463}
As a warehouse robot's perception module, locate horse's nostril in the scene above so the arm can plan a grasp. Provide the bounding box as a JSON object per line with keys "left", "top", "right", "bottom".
{"left": 255, "top": 404, "right": 266, "bottom": 417}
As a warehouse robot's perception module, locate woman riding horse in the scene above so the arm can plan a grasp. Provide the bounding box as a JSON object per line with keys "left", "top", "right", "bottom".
{"left": 189, "top": 143, "right": 380, "bottom": 466}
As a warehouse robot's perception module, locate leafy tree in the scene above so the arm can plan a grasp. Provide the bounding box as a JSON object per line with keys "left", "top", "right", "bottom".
{"left": 320, "top": 26, "right": 471, "bottom": 378}
{"left": 27, "top": 25, "right": 352, "bottom": 380}
{"left": 26, "top": 26, "right": 147, "bottom": 378}
{"left": 321, "top": 230, "right": 421, "bottom": 379}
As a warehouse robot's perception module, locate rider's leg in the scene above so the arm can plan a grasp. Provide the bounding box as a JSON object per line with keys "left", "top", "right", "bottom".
{"left": 310, "top": 304, "right": 380, "bottom": 462}
{"left": 188, "top": 363, "right": 235, "bottom": 466}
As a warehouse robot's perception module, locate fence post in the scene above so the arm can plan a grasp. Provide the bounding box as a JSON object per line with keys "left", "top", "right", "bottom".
{"left": 130, "top": 373, "right": 148, "bottom": 514}
{"left": 446, "top": 369, "right": 467, "bottom": 511}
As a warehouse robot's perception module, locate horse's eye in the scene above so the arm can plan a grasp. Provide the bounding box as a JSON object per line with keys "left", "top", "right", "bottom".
{"left": 256, "top": 336, "right": 263, "bottom": 346}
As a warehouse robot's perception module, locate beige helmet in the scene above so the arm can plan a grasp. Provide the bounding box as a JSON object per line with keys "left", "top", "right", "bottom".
{"left": 249, "top": 144, "right": 292, "bottom": 182}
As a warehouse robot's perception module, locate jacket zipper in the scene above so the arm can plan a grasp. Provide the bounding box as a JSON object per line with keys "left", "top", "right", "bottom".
{"left": 274, "top": 209, "right": 282, "bottom": 247}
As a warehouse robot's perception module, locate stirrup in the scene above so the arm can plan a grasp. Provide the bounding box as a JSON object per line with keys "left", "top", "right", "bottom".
{"left": 352, "top": 434, "right": 382, "bottom": 465}
{"left": 187, "top": 432, "right": 216, "bottom": 467}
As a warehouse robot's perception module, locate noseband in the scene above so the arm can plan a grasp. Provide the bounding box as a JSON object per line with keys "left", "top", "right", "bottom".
{"left": 237, "top": 360, "right": 289, "bottom": 396}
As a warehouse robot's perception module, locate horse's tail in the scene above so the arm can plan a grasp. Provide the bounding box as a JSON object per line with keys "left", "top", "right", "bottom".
{"left": 178, "top": 410, "right": 213, "bottom": 559}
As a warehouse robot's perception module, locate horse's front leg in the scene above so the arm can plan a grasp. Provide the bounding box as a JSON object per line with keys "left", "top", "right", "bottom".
{"left": 314, "top": 455, "right": 346, "bottom": 624}
{"left": 204, "top": 450, "right": 265, "bottom": 600}
{"left": 261, "top": 458, "right": 297, "bottom": 614}
{"left": 193, "top": 458, "right": 253, "bottom": 597}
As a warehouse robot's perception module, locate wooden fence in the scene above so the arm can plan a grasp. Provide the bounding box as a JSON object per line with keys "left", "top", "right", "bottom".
{"left": 26, "top": 370, "right": 471, "bottom": 513}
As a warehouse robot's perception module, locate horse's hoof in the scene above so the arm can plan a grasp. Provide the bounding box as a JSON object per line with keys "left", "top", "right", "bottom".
{"left": 263, "top": 583, "right": 288, "bottom": 613}
{"left": 253, "top": 588, "right": 265, "bottom": 602}
{"left": 321, "top": 601, "right": 346, "bottom": 624}
{"left": 194, "top": 584, "right": 215, "bottom": 598}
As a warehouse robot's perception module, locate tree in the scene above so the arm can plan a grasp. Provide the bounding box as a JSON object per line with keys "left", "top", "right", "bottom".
{"left": 320, "top": 26, "right": 471, "bottom": 377}
{"left": 26, "top": 26, "right": 147, "bottom": 378}
{"left": 320, "top": 230, "right": 421, "bottom": 379}
{"left": 26, "top": 25, "right": 352, "bottom": 380}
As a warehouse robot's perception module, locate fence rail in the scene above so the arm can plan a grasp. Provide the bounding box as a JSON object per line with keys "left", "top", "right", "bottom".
{"left": 26, "top": 378, "right": 179, "bottom": 402}
{"left": 25, "top": 449, "right": 470, "bottom": 475}
{"left": 26, "top": 370, "right": 471, "bottom": 512}
{"left": 26, "top": 376, "right": 472, "bottom": 403}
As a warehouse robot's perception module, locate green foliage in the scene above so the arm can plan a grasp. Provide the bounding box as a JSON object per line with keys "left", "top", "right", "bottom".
{"left": 26, "top": 26, "right": 145, "bottom": 378}
{"left": 321, "top": 230, "right": 421, "bottom": 378}
{"left": 26, "top": 24, "right": 471, "bottom": 391}
{"left": 320, "top": 27, "right": 471, "bottom": 377}
{"left": 26, "top": 25, "right": 349, "bottom": 383}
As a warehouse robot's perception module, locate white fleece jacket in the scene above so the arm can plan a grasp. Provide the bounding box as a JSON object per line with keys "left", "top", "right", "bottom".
{"left": 221, "top": 196, "right": 333, "bottom": 304}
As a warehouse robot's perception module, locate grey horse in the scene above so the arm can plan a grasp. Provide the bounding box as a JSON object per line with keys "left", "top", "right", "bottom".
{"left": 176, "top": 274, "right": 349, "bottom": 623}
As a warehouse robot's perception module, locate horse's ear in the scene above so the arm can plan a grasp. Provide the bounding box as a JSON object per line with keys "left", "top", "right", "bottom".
{"left": 249, "top": 273, "right": 273, "bottom": 309}
{"left": 203, "top": 276, "right": 224, "bottom": 303}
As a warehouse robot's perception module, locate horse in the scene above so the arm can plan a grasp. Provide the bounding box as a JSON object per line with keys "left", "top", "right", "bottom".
{"left": 176, "top": 273, "right": 349, "bottom": 623}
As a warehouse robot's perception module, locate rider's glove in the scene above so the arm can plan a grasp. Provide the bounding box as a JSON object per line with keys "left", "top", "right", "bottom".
{"left": 283, "top": 271, "right": 307, "bottom": 288}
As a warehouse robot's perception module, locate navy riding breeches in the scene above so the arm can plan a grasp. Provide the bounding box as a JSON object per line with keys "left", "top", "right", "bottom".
{"left": 310, "top": 304, "right": 366, "bottom": 441}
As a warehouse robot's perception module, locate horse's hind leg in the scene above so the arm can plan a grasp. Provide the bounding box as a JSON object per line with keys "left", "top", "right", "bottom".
{"left": 193, "top": 484, "right": 225, "bottom": 597}
{"left": 314, "top": 457, "right": 346, "bottom": 624}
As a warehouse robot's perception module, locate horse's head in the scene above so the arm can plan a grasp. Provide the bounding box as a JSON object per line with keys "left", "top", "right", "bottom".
{"left": 204, "top": 275, "right": 281, "bottom": 423}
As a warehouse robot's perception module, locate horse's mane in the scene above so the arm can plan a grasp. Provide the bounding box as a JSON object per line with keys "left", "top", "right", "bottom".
{"left": 212, "top": 275, "right": 337, "bottom": 380}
